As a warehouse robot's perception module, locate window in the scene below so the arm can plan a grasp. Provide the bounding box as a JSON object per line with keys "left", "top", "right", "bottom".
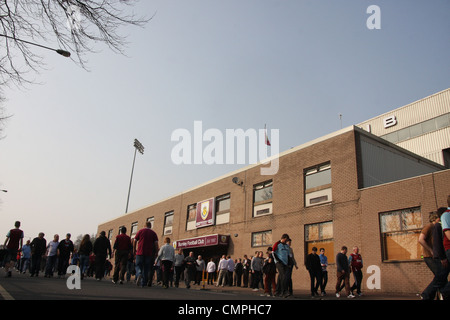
{"left": 443, "top": 148, "right": 450, "bottom": 169}
{"left": 305, "top": 163, "right": 331, "bottom": 189}
{"left": 107, "top": 229, "right": 114, "bottom": 241}
{"left": 164, "top": 211, "right": 174, "bottom": 235}
{"left": 252, "top": 230, "right": 272, "bottom": 247}
{"left": 380, "top": 113, "right": 450, "bottom": 143}
{"left": 186, "top": 204, "right": 197, "bottom": 231}
{"left": 380, "top": 207, "right": 423, "bottom": 261}
{"left": 253, "top": 180, "right": 273, "bottom": 217}
{"left": 383, "top": 131, "right": 399, "bottom": 144}
{"left": 409, "top": 123, "right": 422, "bottom": 138}
{"left": 421, "top": 118, "right": 436, "bottom": 134}
{"left": 146, "top": 217, "right": 154, "bottom": 229}
{"left": 216, "top": 193, "right": 230, "bottom": 225}
{"left": 397, "top": 127, "right": 410, "bottom": 141}
{"left": 130, "top": 222, "right": 138, "bottom": 239}
{"left": 304, "top": 162, "right": 332, "bottom": 207}
{"left": 305, "top": 221, "right": 334, "bottom": 263}
{"left": 436, "top": 113, "right": 450, "bottom": 129}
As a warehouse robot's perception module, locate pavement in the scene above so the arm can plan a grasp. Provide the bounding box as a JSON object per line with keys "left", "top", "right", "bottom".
{"left": 0, "top": 269, "right": 431, "bottom": 320}
{"left": 193, "top": 282, "right": 419, "bottom": 300}
{"left": 0, "top": 268, "right": 422, "bottom": 301}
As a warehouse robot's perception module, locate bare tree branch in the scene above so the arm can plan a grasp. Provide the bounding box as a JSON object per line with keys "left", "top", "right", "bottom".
{"left": 0, "top": 0, "right": 150, "bottom": 133}
{"left": 1, "top": 0, "right": 149, "bottom": 84}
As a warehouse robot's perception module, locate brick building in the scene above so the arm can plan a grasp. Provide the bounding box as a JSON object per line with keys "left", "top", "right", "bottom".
{"left": 97, "top": 126, "right": 450, "bottom": 295}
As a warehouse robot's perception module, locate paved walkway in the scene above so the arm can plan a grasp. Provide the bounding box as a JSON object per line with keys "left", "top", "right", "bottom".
{"left": 0, "top": 268, "right": 422, "bottom": 300}
{"left": 177, "top": 281, "right": 419, "bottom": 300}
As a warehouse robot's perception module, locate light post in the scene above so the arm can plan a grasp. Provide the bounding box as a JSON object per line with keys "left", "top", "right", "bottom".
{"left": 125, "top": 139, "right": 144, "bottom": 213}
{"left": 0, "top": 34, "right": 71, "bottom": 57}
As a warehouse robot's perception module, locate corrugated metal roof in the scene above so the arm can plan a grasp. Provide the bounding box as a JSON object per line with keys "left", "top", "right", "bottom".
{"left": 358, "top": 88, "right": 450, "bottom": 136}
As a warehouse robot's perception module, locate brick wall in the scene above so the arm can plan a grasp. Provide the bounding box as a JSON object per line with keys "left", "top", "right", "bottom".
{"left": 97, "top": 129, "right": 450, "bottom": 295}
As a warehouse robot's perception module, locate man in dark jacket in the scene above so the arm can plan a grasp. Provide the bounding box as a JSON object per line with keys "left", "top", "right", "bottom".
{"left": 421, "top": 207, "right": 449, "bottom": 300}
{"left": 242, "top": 255, "right": 251, "bottom": 288}
{"left": 234, "top": 258, "right": 243, "bottom": 287}
{"left": 57, "top": 233, "right": 74, "bottom": 277}
{"left": 184, "top": 251, "right": 197, "bottom": 289}
{"left": 93, "top": 231, "right": 112, "bottom": 281}
{"left": 335, "top": 246, "right": 354, "bottom": 298}
{"left": 305, "top": 247, "right": 322, "bottom": 297}
{"left": 30, "top": 232, "right": 47, "bottom": 277}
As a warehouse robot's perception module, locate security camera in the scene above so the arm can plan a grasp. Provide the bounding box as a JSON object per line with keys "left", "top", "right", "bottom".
{"left": 232, "top": 177, "right": 243, "bottom": 186}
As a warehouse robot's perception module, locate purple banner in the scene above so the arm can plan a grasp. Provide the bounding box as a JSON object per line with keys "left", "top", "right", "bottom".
{"left": 175, "top": 234, "right": 229, "bottom": 250}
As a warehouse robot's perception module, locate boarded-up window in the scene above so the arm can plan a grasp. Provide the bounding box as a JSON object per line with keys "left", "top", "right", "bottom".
{"left": 305, "top": 221, "right": 334, "bottom": 263}
{"left": 380, "top": 207, "right": 422, "bottom": 261}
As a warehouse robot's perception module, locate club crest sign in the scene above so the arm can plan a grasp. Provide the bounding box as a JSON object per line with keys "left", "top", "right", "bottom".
{"left": 196, "top": 198, "right": 215, "bottom": 228}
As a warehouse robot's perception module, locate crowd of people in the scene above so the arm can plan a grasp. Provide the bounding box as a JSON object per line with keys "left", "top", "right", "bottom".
{"left": 0, "top": 229, "right": 114, "bottom": 280}
{"left": 2, "top": 195, "right": 450, "bottom": 300}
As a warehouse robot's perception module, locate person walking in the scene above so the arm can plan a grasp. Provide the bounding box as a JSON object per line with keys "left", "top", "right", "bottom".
{"left": 133, "top": 221, "right": 159, "bottom": 287}
{"left": 335, "top": 246, "right": 354, "bottom": 298}
{"left": 226, "top": 256, "right": 235, "bottom": 286}
{"left": 112, "top": 227, "right": 132, "bottom": 284}
{"left": 93, "top": 231, "right": 112, "bottom": 281}
{"left": 216, "top": 255, "right": 228, "bottom": 287}
{"left": 242, "top": 255, "right": 251, "bottom": 287}
{"left": 184, "top": 251, "right": 197, "bottom": 289}
{"left": 21, "top": 240, "right": 31, "bottom": 274}
{"left": 262, "top": 247, "right": 277, "bottom": 296}
{"left": 155, "top": 237, "right": 175, "bottom": 289}
{"left": 435, "top": 198, "right": 450, "bottom": 300}
{"left": 30, "top": 232, "right": 47, "bottom": 277}
{"left": 174, "top": 249, "right": 185, "bottom": 288}
{"left": 349, "top": 246, "right": 364, "bottom": 296}
{"left": 195, "top": 255, "right": 206, "bottom": 285}
{"left": 273, "top": 233, "right": 291, "bottom": 297}
{"left": 319, "top": 248, "right": 328, "bottom": 296}
{"left": 78, "top": 234, "right": 93, "bottom": 280}
{"left": 234, "top": 258, "right": 243, "bottom": 287}
{"left": 419, "top": 208, "right": 447, "bottom": 299}
{"left": 206, "top": 258, "right": 216, "bottom": 285}
{"left": 250, "top": 251, "right": 263, "bottom": 291}
{"left": 305, "top": 247, "right": 322, "bottom": 298}
{"left": 44, "top": 234, "right": 59, "bottom": 278}
{"left": 3, "top": 221, "right": 24, "bottom": 278}
{"left": 57, "top": 233, "right": 74, "bottom": 278}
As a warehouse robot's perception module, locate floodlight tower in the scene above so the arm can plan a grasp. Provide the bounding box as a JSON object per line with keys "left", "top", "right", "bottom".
{"left": 125, "top": 139, "right": 144, "bottom": 213}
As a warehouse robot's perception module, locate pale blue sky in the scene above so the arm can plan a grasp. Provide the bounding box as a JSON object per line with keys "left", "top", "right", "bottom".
{"left": 1, "top": 0, "right": 449, "bottom": 240}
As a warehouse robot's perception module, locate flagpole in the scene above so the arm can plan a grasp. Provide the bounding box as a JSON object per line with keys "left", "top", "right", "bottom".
{"left": 264, "top": 124, "right": 271, "bottom": 147}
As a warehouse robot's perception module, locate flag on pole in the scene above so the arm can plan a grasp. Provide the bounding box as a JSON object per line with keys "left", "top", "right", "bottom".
{"left": 265, "top": 124, "right": 271, "bottom": 146}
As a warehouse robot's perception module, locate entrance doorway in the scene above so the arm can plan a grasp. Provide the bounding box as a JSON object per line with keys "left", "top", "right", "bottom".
{"left": 175, "top": 234, "right": 230, "bottom": 275}
{"left": 186, "top": 245, "right": 228, "bottom": 266}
